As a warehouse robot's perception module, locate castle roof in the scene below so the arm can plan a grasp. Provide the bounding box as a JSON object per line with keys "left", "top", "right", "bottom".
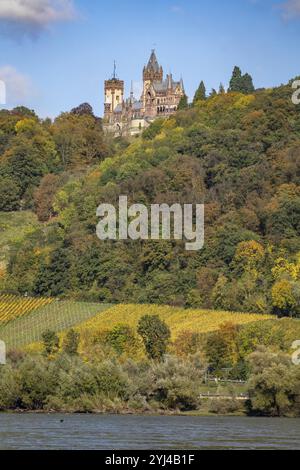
{"left": 146, "top": 50, "right": 160, "bottom": 73}
{"left": 152, "top": 78, "right": 182, "bottom": 93}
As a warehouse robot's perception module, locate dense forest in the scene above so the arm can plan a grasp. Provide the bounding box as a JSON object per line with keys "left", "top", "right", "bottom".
{"left": 0, "top": 74, "right": 300, "bottom": 317}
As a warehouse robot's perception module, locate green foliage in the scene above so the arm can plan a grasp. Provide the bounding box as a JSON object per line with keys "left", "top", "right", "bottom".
{"left": 193, "top": 81, "right": 206, "bottom": 103}
{"left": 1, "top": 79, "right": 300, "bottom": 316}
{"left": 63, "top": 329, "right": 80, "bottom": 355}
{"left": 0, "top": 177, "right": 21, "bottom": 211}
{"left": 105, "top": 324, "right": 138, "bottom": 355}
{"left": 42, "top": 330, "right": 60, "bottom": 357}
{"left": 247, "top": 348, "right": 300, "bottom": 417}
{"left": 178, "top": 94, "right": 189, "bottom": 110}
{"left": 229, "top": 66, "right": 255, "bottom": 94}
{"left": 137, "top": 315, "right": 171, "bottom": 360}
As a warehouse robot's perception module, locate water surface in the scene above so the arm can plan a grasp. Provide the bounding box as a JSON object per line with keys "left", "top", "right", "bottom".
{"left": 0, "top": 414, "right": 299, "bottom": 450}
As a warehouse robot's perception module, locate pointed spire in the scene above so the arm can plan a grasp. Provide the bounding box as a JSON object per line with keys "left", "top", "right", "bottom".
{"left": 112, "top": 61, "right": 117, "bottom": 80}
{"left": 130, "top": 80, "right": 134, "bottom": 104}
{"left": 180, "top": 76, "right": 185, "bottom": 92}
{"left": 146, "top": 49, "right": 160, "bottom": 73}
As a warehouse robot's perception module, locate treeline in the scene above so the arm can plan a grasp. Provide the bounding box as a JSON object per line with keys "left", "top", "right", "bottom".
{"left": 1, "top": 315, "right": 299, "bottom": 417}
{"left": 0, "top": 75, "right": 300, "bottom": 316}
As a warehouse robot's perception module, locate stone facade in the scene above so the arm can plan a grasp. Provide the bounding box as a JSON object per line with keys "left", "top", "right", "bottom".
{"left": 103, "top": 51, "right": 185, "bottom": 137}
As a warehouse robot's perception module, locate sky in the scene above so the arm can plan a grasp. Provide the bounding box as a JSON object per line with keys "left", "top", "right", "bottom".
{"left": 0, "top": 0, "right": 299, "bottom": 118}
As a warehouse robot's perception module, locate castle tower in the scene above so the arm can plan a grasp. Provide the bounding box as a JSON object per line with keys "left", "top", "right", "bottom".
{"left": 143, "top": 50, "right": 163, "bottom": 83}
{"left": 142, "top": 50, "right": 163, "bottom": 116}
{"left": 104, "top": 62, "right": 124, "bottom": 121}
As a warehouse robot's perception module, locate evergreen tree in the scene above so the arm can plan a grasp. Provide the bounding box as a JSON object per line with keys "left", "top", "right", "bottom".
{"left": 229, "top": 66, "right": 243, "bottom": 92}
{"left": 229, "top": 66, "right": 255, "bottom": 94}
{"left": 193, "top": 81, "right": 206, "bottom": 104}
{"left": 241, "top": 73, "right": 255, "bottom": 94}
{"left": 178, "top": 94, "right": 189, "bottom": 110}
{"left": 209, "top": 88, "right": 217, "bottom": 97}
{"left": 219, "top": 83, "right": 225, "bottom": 94}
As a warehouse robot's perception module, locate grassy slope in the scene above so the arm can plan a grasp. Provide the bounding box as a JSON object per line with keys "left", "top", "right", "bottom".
{"left": 0, "top": 301, "right": 112, "bottom": 349}
{"left": 0, "top": 211, "right": 40, "bottom": 268}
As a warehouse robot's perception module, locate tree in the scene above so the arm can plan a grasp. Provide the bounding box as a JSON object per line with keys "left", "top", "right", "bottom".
{"left": 247, "top": 348, "right": 299, "bottom": 417}
{"left": 209, "top": 88, "right": 217, "bottom": 98}
{"left": 229, "top": 66, "right": 255, "bottom": 94}
{"left": 34, "top": 174, "right": 61, "bottom": 222}
{"left": 178, "top": 94, "right": 189, "bottom": 110}
{"left": 71, "top": 103, "right": 95, "bottom": 117}
{"left": 205, "top": 322, "right": 240, "bottom": 371}
{"left": 0, "top": 177, "right": 21, "bottom": 211}
{"left": 242, "top": 73, "right": 255, "bottom": 94}
{"left": 105, "top": 324, "right": 138, "bottom": 356}
{"left": 229, "top": 66, "right": 243, "bottom": 92}
{"left": 137, "top": 315, "right": 171, "bottom": 361}
{"left": 219, "top": 83, "right": 225, "bottom": 94}
{"left": 63, "top": 329, "right": 80, "bottom": 355}
{"left": 271, "top": 280, "right": 297, "bottom": 317}
{"left": 193, "top": 81, "right": 206, "bottom": 104}
{"left": 42, "top": 330, "right": 60, "bottom": 357}
{"left": 34, "top": 247, "right": 72, "bottom": 297}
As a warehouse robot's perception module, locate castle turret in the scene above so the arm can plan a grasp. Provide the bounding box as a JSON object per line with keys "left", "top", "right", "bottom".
{"left": 104, "top": 62, "right": 124, "bottom": 122}
{"left": 143, "top": 50, "right": 163, "bottom": 83}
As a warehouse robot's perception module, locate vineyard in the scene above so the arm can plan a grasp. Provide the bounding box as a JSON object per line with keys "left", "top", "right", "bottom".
{"left": 0, "top": 294, "right": 53, "bottom": 326}
{"left": 0, "top": 295, "right": 274, "bottom": 351}
{"left": 0, "top": 296, "right": 111, "bottom": 349}
{"left": 74, "top": 304, "right": 273, "bottom": 339}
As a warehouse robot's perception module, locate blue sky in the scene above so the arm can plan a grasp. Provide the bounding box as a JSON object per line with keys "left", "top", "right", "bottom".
{"left": 0, "top": 0, "right": 299, "bottom": 118}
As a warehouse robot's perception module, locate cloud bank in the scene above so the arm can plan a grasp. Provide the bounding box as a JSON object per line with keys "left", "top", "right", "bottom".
{"left": 0, "top": 0, "right": 76, "bottom": 37}
{"left": 0, "top": 66, "right": 32, "bottom": 105}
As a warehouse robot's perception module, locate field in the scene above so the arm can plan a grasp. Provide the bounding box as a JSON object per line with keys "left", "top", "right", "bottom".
{"left": 73, "top": 304, "right": 273, "bottom": 339}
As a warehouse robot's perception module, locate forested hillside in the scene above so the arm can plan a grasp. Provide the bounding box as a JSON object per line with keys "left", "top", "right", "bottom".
{"left": 0, "top": 81, "right": 300, "bottom": 316}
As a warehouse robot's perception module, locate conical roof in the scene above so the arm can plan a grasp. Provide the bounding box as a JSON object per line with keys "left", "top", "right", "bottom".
{"left": 146, "top": 50, "right": 160, "bottom": 73}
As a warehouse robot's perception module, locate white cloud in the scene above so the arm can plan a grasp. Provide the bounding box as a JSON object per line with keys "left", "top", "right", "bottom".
{"left": 0, "top": 0, "right": 76, "bottom": 36}
{"left": 0, "top": 66, "right": 33, "bottom": 105}
{"left": 281, "top": 0, "right": 300, "bottom": 19}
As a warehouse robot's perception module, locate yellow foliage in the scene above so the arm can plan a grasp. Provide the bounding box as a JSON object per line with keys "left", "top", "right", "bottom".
{"left": 15, "top": 118, "right": 37, "bottom": 134}
{"left": 272, "top": 254, "right": 300, "bottom": 281}
{"left": 272, "top": 280, "right": 296, "bottom": 310}
{"left": 233, "top": 95, "right": 255, "bottom": 109}
{"left": 73, "top": 304, "right": 272, "bottom": 341}
{"left": 162, "top": 118, "right": 177, "bottom": 130}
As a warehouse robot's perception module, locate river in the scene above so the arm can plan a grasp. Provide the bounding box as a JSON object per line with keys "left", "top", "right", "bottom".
{"left": 0, "top": 414, "right": 299, "bottom": 450}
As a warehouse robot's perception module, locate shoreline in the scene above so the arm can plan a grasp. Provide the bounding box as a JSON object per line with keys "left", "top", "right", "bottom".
{"left": 2, "top": 409, "right": 294, "bottom": 418}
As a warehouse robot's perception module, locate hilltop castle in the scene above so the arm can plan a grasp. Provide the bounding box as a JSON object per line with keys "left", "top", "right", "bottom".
{"left": 103, "top": 50, "right": 185, "bottom": 136}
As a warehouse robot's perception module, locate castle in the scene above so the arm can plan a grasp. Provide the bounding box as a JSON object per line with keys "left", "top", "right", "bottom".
{"left": 103, "top": 50, "right": 185, "bottom": 136}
